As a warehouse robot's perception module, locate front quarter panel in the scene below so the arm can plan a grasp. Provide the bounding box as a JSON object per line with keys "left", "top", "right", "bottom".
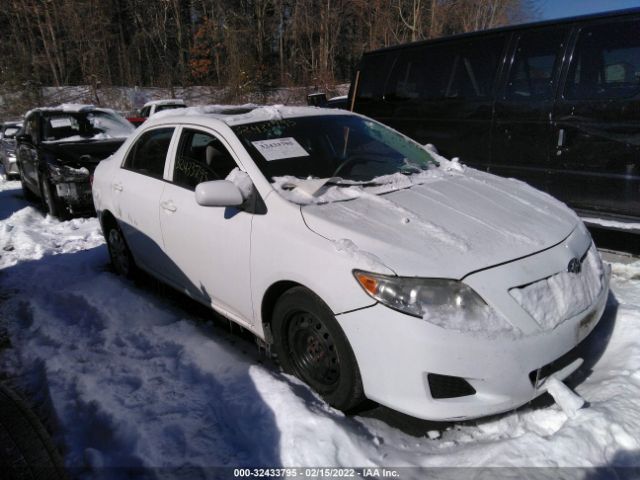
{"left": 250, "top": 192, "right": 386, "bottom": 336}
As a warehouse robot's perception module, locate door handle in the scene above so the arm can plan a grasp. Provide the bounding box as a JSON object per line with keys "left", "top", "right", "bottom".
{"left": 556, "top": 129, "right": 568, "bottom": 156}
{"left": 112, "top": 182, "right": 123, "bottom": 192}
{"left": 161, "top": 200, "right": 177, "bottom": 213}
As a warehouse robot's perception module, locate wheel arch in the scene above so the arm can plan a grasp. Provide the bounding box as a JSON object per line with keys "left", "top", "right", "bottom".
{"left": 260, "top": 280, "right": 307, "bottom": 342}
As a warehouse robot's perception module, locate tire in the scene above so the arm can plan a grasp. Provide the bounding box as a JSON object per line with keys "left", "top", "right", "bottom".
{"left": 0, "top": 383, "right": 67, "bottom": 480}
{"left": 272, "top": 286, "right": 364, "bottom": 411}
{"left": 40, "top": 178, "right": 68, "bottom": 220}
{"left": 19, "top": 170, "right": 36, "bottom": 202}
{"left": 105, "top": 221, "right": 137, "bottom": 279}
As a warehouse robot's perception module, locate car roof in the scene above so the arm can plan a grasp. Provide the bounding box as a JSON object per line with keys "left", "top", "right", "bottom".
{"left": 25, "top": 104, "right": 117, "bottom": 117}
{"left": 143, "top": 99, "right": 187, "bottom": 108}
{"left": 146, "top": 104, "right": 352, "bottom": 128}
{"left": 364, "top": 7, "right": 640, "bottom": 56}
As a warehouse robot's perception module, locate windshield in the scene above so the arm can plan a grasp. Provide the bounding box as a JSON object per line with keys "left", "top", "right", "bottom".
{"left": 42, "top": 111, "right": 134, "bottom": 142}
{"left": 232, "top": 115, "right": 437, "bottom": 183}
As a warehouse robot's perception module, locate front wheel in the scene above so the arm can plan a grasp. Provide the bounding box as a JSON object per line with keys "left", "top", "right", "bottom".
{"left": 40, "top": 177, "right": 68, "bottom": 220}
{"left": 272, "top": 287, "right": 364, "bottom": 411}
{"left": 105, "top": 223, "right": 137, "bottom": 279}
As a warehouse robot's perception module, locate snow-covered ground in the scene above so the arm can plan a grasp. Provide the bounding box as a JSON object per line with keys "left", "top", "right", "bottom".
{"left": 1, "top": 176, "right": 639, "bottom": 478}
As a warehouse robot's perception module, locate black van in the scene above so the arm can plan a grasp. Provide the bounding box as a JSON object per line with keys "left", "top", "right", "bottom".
{"left": 350, "top": 8, "right": 640, "bottom": 226}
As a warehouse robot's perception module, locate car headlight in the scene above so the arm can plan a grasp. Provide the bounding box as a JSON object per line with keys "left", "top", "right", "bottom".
{"left": 354, "top": 270, "right": 518, "bottom": 336}
{"left": 48, "top": 163, "right": 90, "bottom": 182}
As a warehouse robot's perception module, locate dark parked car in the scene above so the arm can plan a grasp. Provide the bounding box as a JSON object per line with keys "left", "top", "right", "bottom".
{"left": 350, "top": 8, "right": 640, "bottom": 226}
{"left": 0, "top": 121, "right": 23, "bottom": 178}
{"left": 16, "top": 105, "right": 134, "bottom": 218}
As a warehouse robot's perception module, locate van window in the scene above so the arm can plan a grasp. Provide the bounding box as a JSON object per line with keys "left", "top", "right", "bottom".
{"left": 564, "top": 19, "right": 640, "bottom": 100}
{"left": 505, "top": 28, "right": 568, "bottom": 101}
{"left": 357, "top": 54, "right": 390, "bottom": 101}
{"left": 445, "top": 36, "right": 505, "bottom": 99}
{"left": 384, "top": 35, "right": 505, "bottom": 101}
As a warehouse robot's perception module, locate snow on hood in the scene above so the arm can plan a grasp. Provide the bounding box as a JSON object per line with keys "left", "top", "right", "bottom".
{"left": 301, "top": 168, "right": 580, "bottom": 278}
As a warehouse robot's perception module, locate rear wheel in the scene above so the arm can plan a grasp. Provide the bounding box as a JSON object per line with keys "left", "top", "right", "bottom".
{"left": 272, "top": 287, "right": 364, "bottom": 411}
{"left": 105, "top": 222, "right": 136, "bottom": 279}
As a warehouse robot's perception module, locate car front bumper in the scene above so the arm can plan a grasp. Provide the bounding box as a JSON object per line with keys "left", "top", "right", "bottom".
{"left": 336, "top": 234, "right": 611, "bottom": 421}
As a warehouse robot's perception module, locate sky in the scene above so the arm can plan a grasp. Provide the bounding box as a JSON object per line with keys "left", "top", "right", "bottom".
{"left": 539, "top": 0, "right": 640, "bottom": 20}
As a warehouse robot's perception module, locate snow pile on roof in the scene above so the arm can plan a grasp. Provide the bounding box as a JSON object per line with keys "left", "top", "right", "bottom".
{"left": 510, "top": 243, "right": 605, "bottom": 330}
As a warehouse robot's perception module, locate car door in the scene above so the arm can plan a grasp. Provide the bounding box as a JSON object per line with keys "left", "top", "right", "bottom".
{"left": 491, "top": 26, "right": 570, "bottom": 192}
{"left": 159, "top": 127, "right": 254, "bottom": 325}
{"left": 18, "top": 113, "right": 41, "bottom": 190}
{"left": 110, "top": 126, "right": 176, "bottom": 277}
{"left": 552, "top": 17, "right": 640, "bottom": 218}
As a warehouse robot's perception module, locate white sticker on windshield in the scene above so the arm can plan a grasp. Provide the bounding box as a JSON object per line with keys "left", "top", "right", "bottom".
{"left": 50, "top": 118, "right": 73, "bottom": 128}
{"left": 251, "top": 137, "right": 309, "bottom": 161}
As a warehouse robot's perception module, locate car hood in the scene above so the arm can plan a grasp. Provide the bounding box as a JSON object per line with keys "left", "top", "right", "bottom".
{"left": 300, "top": 170, "right": 580, "bottom": 278}
{"left": 41, "top": 139, "right": 125, "bottom": 167}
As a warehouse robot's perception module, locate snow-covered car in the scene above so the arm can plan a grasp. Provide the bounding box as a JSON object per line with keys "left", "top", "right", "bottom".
{"left": 0, "top": 121, "right": 23, "bottom": 178}
{"left": 17, "top": 104, "right": 135, "bottom": 218}
{"left": 127, "top": 100, "right": 187, "bottom": 127}
{"left": 92, "top": 106, "right": 610, "bottom": 421}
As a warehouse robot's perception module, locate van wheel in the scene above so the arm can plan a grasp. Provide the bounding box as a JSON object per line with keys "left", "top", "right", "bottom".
{"left": 40, "top": 178, "right": 68, "bottom": 220}
{"left": 272, "top": 287, "right": 364, "bottom": 411}
{"left": 105, "top": 223, "right": 136, "bottom": 279}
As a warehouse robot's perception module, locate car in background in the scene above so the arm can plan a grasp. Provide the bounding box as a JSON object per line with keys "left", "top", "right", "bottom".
{"left": 0, "top": 121, "right": 23, "bottom": 178}
{"left": 17, "top": 104, "right": 135, "bottom": 218}
{"left": 307, "top": 93, "right": 349, "bottom": 109}
{"left": 92, "top": 105, "right": 609, "bottom": 421}
{"left": 127, "top": 99, "right": 187, "bottom": 128}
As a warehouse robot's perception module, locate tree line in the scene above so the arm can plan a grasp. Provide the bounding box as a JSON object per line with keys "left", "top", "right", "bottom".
{"left": 0, "top": 0, "right": 537, "bottom": 97}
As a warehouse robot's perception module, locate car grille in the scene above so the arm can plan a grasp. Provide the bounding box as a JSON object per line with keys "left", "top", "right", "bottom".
{"left": 509, "top": 243, "right": 604, "bottom": 331}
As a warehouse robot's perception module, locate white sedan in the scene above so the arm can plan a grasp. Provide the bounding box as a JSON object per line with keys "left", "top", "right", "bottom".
{"left": 92, "top": 106, "right": 610, "bottom": 421}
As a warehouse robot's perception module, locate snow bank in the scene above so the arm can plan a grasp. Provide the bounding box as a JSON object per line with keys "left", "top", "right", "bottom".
{"left": 1, "top": 177, "right": 640, "bottom": 473}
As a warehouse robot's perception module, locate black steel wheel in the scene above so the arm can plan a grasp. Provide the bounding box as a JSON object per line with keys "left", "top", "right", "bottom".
{"left": 106, "top": 223, "right": 136, "bottom": 279}
{"left": 273, "top": 286, "right": 364, "bottom": 411}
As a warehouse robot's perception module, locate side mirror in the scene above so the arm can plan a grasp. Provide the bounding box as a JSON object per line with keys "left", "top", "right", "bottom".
{"left": 195, "top": 180, "right": 244, "bottom": 207}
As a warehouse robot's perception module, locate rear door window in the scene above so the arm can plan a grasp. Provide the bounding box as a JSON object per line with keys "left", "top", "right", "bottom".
{"left": 505, "top": 28, "right": 568, "bottom": 101}
{"left": 564, "top": 19, "right": 640, "bottom": 100}
{"left": 123, "top": 127, "right": 174, "bottom": 179}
